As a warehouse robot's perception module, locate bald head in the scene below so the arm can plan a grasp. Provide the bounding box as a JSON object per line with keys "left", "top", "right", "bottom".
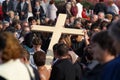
{"left": 98, "top": 12, "right": 105, "bottom": 20}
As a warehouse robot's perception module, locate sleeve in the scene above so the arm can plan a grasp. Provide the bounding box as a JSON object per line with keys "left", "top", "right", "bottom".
{"left": 24, "top": 3, "right": 28, "bottom": 13}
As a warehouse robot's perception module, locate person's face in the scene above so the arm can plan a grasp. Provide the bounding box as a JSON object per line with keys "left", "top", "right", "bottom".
{"left": 33, "top": 45, "right": 41, "bottom": 52}
{"left": 91, "top": 15, "right": 98, "bottom": 22}
{"left": 16, "top": 24, "right": 21, "bottom": 30}
{"left": 90, "top": 42, "right": 105, "bottom": 62}
{"left": 98, "top": 13, "right": 104, "bottom": 20}
{"left": 32, "top": 20, "right": 37, "bottom": 25}
{"left": 35, "top": 2, "right": 40, "bottom": 6}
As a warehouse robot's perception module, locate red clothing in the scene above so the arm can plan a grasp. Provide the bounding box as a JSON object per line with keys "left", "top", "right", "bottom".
{"left": 82, "top": 9, "right": 87, "bottom": 18}
{"left": 70, "top": 6, "right": 78, "bottom": 17}
{"left": 0, "top": 6, "right": 3, "bottom": 20}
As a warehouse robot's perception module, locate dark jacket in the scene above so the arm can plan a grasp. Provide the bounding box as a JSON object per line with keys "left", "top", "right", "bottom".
{"left": 2, "top": 1, "right": 14, "bottom": 16}
{"left": 32, "top": 6, "right": 45, "bottom": 19}
{"left": 94, "top": 2, "right": 107, "bottom": 14}
{"left": 50, "top": 59, "right": 76, "bottom": 80}
{"left": 17, "top": 2, "right": 28, "bottom": 20}
{"left": 2, "top": 1, "right": 14, "bottom": 13}
{"left": 101, "top": 55, "right": 120, "bottom": 80}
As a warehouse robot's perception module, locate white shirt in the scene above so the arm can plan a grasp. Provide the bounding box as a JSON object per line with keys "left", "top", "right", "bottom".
{"left": 76, "top": 3, "right": 83, "bottom": 18}
{"left": 21, "top": 2, "right": 25, "bottom": 10}
{"left": 107, "top": 3, "right": 119, "bottom": 14}
{"left": 0, "top": 59, "right": 35, "bottom": 80}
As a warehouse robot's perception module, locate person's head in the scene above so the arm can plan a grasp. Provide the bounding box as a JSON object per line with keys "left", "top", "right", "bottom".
{"left": 98, "top": 12, "right": 105, "bottom": 20}
{"left": 100, "top": 21, "right": 109, "bottom": 30}
{"left": 56, "top": 43, "right": 69, "bottom": 57}
{"left": 49, "top": 0, "right": 54, "bottom": 4}
{"left": 23, "top": 26, "right": 30, "bottom": 34}
{"left": 20, "top": 48, "right": 30, "bottom": 64}
{"left": 33, "top": 51, "right": 46, "bottom": 66}
{"left": 28, "top": 17, "right": 37, "bottom": 25}
{"left": 15, "top": 23, "right": 22, "bottom": 30}
{"left": 71, "top": 1, "right": 76, "bottom": 6}
{"left": 3, "top": 21, "right": 9, "bottom": 29}
{"left": 9, "top": 11, "right": 15, "bottom": 19}
{"left": 107, "top": 0, "right": 114, "bottom": 6}
{"left": 53, "top": 43, "right": 59, "bottom": 59}
{"left": 32, "top": 35, "right": 42, "bottom": 51}
{"left": 0, "top": 32, "right": 23, "bottom": 63}
{"left": 35, "top": 0, "right": 40, "bottom": 6}
{"left": 22, "top": 21, "right": 29, "bottom": 28}
{"left": 59, "top": 34, "right": 72, "bottom": 48}
{"left": 109, "top": 19, "right": 120, "bottom": 54}
{"left": 90, "top": 31, "right": 116, "bottom": 64}
{"left": 91, "top": 14, "right": 98, "bottom": 23}
{"left": 105, "top": 14, "right": 113, "bottom": 22}
{"left": 74, "top": 21, "right": 82, "bottom": 29}
{"left": 91, "top": 22, "right": 101, "bottom": 33}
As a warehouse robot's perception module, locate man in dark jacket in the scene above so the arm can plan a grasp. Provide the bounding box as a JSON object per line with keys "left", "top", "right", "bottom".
{"left": 17, "top": 0, "right": 28, "bottom": 21}
{"left": 2, "top": 0, "right": 14, "bottom": 19}
{"left": 50, "top": 43, "right": 76, "bottom": 80}
{"left": 101, "top": 19, "right": 120, "bottom": 80}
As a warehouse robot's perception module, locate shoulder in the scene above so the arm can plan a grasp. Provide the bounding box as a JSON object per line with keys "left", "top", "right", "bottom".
{"left": 54, "top": 59, "right": 73, "bottom": 69}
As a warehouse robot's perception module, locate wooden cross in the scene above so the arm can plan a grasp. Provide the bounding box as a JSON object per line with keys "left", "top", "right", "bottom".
{"left": 31, "top": 14, "right": 84, "bottom": 67}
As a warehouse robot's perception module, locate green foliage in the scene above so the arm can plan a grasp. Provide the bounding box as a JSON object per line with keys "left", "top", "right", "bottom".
{"left": 80, "top": 1, "right": 94, "bottom": 9}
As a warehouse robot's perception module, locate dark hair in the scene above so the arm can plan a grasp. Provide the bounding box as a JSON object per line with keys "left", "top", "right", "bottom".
{"left": 32, "top": 35, "right": 42, "bottom": 45}
{"left": 56, "top": 43, "right": 69, "bottom": 56}
{"left": 23, "top": 32, "right": 34, "bottom": 48}
{"left": 100, "top": 21, "right": 109, "bottom": 29}
{"left": 49, "top": 0, "right": 54, "bottom": 4}
{"left": 91, "top": 31, "right": 116, "bottom": 56}
{"left": 53, "top": 43, "right": 58, "bottom": 52}
{"left": 33, "top": 51, "right": 46, "bottom": 66}
{"left": 28, "top": 17, "right": 36, "bottom": 23}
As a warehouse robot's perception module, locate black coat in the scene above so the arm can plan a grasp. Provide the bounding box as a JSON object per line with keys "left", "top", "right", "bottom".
{"left": 17, "top": 2, "right": 28, "bottom": 20}
{"left": 50, "top": 59, "right": 76, "bottom": 80}
{"left": 2, "top": 1, "right": 14, "bottom": 16}
{"left": 94, "top": 2, "right": 107, "bottom": 14}
{"left": 32, "top": 6, "right": 45, "bottom": 19}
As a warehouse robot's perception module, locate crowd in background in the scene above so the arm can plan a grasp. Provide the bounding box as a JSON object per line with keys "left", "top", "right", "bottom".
{"left": 0, "top": 0, "right": 120, "bottom": 80}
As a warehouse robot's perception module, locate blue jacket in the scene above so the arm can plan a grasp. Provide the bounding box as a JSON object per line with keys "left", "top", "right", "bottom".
{"left": 101, "top": 55, "right": 120, "bottom": 80}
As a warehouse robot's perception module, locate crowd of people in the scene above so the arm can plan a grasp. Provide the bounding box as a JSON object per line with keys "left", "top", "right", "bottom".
{"left": 0, "top": 0, "right": 120, "bottom": 80}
